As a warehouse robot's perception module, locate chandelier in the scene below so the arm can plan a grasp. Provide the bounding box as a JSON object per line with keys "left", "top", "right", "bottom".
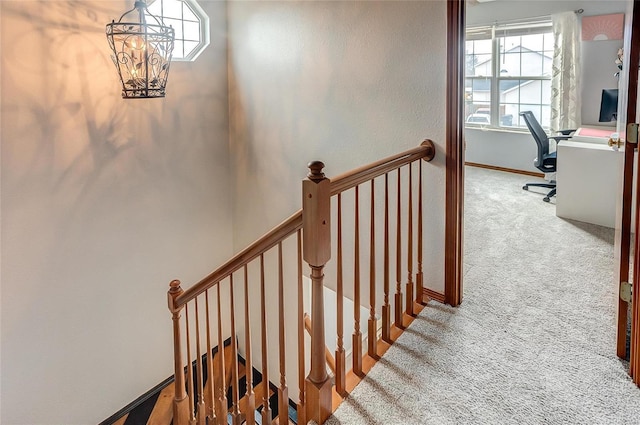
{"left": 106, "top": 1, "right": 175, "bottom": 99}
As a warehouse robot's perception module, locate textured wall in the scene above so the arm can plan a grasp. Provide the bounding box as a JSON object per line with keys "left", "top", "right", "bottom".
{"left": 0, "top": 1, "right": 231, "bottom": 423}
{"left": 227, "top": 0, "right": 448, "bottom": 288}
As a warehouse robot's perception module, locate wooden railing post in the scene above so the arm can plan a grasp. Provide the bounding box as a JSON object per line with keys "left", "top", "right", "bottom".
{"left": 168, "top": 280, "right": 190, "bottom": 425}
{"left": 303, "top": 161, "right": 332, "bottom": 424}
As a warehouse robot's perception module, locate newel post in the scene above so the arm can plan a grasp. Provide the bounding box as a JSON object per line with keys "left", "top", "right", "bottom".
{"left": 168, "top": 280, "right": 190, "bottom": 425}
{"left": 303, "top": 161, "right": 333, "bottom": 424}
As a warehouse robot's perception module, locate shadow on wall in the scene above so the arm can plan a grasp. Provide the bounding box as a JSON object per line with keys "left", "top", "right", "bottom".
{"left": 2, "top": 0, "right": 228, "bottom": 221}
{"left": 227, "top": 2, "right": 444, "bottom": 249}
{"left": 2, "top": 1, "right": 133, "bottom": 203}
{"left": 1, "top": 1, "right": 231, "bottom": 423}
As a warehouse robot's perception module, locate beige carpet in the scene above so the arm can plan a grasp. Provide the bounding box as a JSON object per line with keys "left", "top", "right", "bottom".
{"left": 326, "top": 166, "right": 640, "bottom": 424}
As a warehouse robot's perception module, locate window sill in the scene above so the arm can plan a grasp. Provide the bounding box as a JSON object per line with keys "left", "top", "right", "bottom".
{"left": 465, "top": 126, "right": 530, "bottom": 134}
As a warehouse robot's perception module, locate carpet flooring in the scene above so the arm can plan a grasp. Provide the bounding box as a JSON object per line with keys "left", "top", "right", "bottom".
{"left": 326, "top": 166, "right": 640, "bottom": 424}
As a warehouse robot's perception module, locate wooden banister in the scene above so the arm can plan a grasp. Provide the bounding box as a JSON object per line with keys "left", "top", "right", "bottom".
{"left": 330, "top": 140, "right": 435, "bottom": 195}
{"left": 168, "top": 140, "right": 437, "bottom": 425}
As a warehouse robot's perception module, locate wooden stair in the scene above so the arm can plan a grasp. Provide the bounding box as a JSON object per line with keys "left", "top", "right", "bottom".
{"left": 110, "top": 343, "right": 288, "bottom": 425}
{"left": 109, "top": 300, "right": 428, "bottom": 425}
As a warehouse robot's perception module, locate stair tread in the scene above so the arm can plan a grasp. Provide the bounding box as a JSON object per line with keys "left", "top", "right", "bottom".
{"left": 146, "top": 384, "right": 174, "bottom": 425}
{"left": 111, "top": 340, "right": 290, "bottom": 425}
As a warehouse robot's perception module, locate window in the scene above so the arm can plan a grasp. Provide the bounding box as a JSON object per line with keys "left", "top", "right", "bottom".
{"left": 147, "top": 0, "right": 210, "bottom": 61}
{"left": 466, "top": 20, "right": 553, "bottom": 129}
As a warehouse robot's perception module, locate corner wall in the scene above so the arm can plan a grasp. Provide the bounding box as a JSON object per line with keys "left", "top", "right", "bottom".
{"left": 227, "top": 0, "right": 449, "bottom": 403}
{"left": 227, "top": 0, "right": 448, "bottom": 287}
{"left": 0, "top": 1, "right": 232, "bottom": 423}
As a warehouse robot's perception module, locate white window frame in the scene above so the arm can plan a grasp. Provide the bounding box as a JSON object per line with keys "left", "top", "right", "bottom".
{"left": 147, "top": 0, "right": 210, "bottom": 62}
{"left": 466, "top": 20, "right": 553, "bottom": 130}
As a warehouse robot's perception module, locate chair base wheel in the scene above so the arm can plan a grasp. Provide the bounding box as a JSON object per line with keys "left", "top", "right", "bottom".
{"left": 543, "top": 197, "right": 550, "bottom": 202}
{"left": 522, "top": 185, "right": 529, "bottom": 191}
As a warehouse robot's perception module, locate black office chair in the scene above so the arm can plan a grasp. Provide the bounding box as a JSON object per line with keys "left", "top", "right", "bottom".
{"left": 519, "top": 111, "right": 575, "bottom": 202}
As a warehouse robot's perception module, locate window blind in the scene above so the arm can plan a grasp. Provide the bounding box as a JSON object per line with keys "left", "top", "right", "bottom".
{"left": 467, "top": 19, "right": 552, "bottom": 40}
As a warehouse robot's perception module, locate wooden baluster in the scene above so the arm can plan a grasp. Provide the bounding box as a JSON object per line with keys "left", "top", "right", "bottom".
{"left": 205, "top": 289, "right": 217, "bottom": 423}
{"left": 416, "top": 159, "right": 425, "bottom": 306}
{"left": 216, "top": 284, "right": 227, "bottom": 424}
{"left": 185, "top": 304, "right": 196, "bottom": 424}
{"left": 277, "top": 242, "right": 289, "bottom": 423}
{"left": 395, "top": 168, "right": 404, "bottom": 328}
{"left": 335, "top": 193, "right": 346, "bottom": 395}
{"left": 243, "top": 266, "right": 256, "bottom": 425}
{"left": 303, "top": 161, "right": 332, "bottom": 424}
{"left": 296, "top": 230, "right": 307, "bottom": 425}
{"left": 194, "top": 297, "right": 206, "bottom": 424}
{"left": 168, "top": 280, "right": 190, "bottom": 425}
{"left": 352, "top": 185, "right": 363, "bottom": 376}
{"left": 304, "top": 314, "right": 336, "bottom": 375}
{"left": 260, "top": 254, "right": 272, "bottom": 425}
{"left": 229, "top": 276, "right": 241, "bottom": 425}
{"left": 368, "top": 179, "right": 378, "bottom": 358}
{"left": 406, "top": 164, "right": 415, "bottom": 317}
{"left": 382, "top": 174, "right": 392, "bottom": 344}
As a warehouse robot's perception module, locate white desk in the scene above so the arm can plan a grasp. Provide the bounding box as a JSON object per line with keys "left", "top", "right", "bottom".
{"left": 556, "top": 139, "right": 624, "bottom": 228}
{"left": 569, "top": 126, "right": 617, "bottom": 145}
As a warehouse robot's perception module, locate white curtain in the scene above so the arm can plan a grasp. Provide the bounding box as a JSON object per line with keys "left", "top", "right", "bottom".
{"left": 551, "top": 11, "right": 581, "bottom": 132}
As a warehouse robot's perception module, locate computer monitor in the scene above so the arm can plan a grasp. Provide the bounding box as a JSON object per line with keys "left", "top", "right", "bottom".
{"left": 599, "top": 88, "right": 618, "bottom": 122}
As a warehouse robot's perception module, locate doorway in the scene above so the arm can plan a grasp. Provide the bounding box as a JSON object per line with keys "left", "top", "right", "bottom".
{"left": 460, "top": 1, "right": 629, "bottom": 364}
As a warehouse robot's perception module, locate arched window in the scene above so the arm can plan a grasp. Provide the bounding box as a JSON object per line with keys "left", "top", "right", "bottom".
{"left": 147, "top": 0, "right": 210, "bottom": 61}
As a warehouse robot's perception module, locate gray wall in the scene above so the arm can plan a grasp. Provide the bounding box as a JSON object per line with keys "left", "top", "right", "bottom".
{"left": 466, "top": 0, "right": 628, "bottom": 171}
{"left": 227, "top": 0, "right": 448, "bottom": 291}
{"left": 0, "top": 1, "right": 232, "bottom": 423}
{"left": 466, "top": 129, "right": 540, "bottom": 173}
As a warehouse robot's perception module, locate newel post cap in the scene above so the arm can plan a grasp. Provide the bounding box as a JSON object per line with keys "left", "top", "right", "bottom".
{"left": 167, "top": 280, "right": 184, "bottom": 313}
{"left": 307, "top": 161, "right": 326, "bottom": 181}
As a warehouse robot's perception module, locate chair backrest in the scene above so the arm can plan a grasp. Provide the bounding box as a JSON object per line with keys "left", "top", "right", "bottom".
{"left": 520, "top": 110, "right": 550, "bottom": 159}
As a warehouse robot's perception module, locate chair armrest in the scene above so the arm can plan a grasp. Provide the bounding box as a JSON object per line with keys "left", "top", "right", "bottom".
{"left": 557, "top": 129, "right": 577, "bottom": 136}
{"left": 550, "top": 135, "right": 572, "bottom": 142}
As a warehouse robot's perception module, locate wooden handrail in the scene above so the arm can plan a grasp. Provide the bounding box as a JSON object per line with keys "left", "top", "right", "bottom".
{"left": 169, "top": 140, "right": 437, "bottom": 425}
{"left": 175, "top": 211, "right": 303, "bottom": 307}
{"left": 174, "top": 140, "right": 434, "bottom": 308}
{"left": 330, "top": 140, "right": 435, "bottom": 196}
